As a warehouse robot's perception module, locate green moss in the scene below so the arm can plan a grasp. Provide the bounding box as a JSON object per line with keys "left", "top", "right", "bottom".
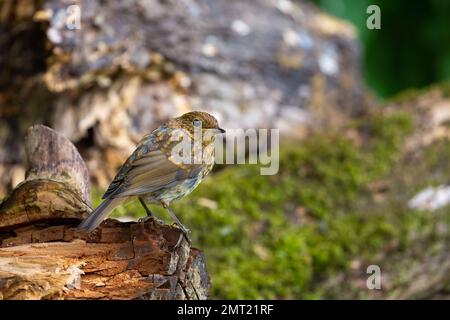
{"left": 91, "top": 110, "right": 450, "bottom": 299}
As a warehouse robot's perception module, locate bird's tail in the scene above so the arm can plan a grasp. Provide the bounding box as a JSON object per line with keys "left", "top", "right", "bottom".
{"left": 78, "top": 197, "right": 123, "bottom": 232}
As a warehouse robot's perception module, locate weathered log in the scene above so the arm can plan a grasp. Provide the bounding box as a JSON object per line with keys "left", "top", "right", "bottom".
{"left": 0, "top": 219, "right": 209, "bottom": 300}
{"left": 0, "top": 125, "right": 210, "bottom": 300}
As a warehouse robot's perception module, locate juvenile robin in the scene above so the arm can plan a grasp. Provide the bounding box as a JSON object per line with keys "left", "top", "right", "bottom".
{"left": 78, "top": 111, "right": 225, "bottom": 243}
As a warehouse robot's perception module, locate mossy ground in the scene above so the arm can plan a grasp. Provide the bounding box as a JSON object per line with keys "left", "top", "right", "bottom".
{"left": 92, "top": 109, "right": 450, "bottom": 299}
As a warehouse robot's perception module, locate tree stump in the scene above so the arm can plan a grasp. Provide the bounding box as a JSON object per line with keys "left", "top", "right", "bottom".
{"left": 0, "top": 125, "right": 210, "bottom": 300}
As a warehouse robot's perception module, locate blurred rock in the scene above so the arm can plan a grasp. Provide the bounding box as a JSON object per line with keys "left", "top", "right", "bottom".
{"left": 385, "top": 87, "right": 450, "bottom": 152}
{"left": 408, "top": 185, "right": 450, "bottom": 211}
{"left": 0, "top": 0, "right": 372, "bottom": 194}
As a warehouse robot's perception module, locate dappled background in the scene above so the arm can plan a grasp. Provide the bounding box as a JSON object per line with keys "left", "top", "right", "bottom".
{"left": 0, "top": 0, "right": 449, "bottom": 299}
{"left": 314, "top": 0, "right": 450, "bottom": 98}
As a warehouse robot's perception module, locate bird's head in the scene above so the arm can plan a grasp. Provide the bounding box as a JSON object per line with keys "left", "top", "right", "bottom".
{"left": 173, "top": 111, "right": 226, "bottom": 139}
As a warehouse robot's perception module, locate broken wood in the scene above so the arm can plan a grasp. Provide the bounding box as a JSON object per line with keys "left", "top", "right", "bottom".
{"left": 0, "top": 219, "right": 210, "bottom": 300}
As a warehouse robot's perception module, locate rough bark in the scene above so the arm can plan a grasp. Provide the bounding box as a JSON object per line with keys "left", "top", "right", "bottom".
{"left": 0, "top": 125, "right": 210, "bottom": 300}
{"left": 0, "top": 219, "right": 210, "bottom": 300}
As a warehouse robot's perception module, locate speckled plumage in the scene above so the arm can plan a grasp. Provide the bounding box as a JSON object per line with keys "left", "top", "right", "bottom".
{"left": 78, "top": 111, "right": 224, "bottom": 234}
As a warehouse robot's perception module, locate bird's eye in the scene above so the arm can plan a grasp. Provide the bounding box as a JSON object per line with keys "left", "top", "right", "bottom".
{"left": 192, "top": 119, "right": 202, "bottom": 127}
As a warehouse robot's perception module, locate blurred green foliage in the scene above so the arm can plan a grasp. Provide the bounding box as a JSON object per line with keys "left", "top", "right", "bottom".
{"left": 313, "top": 0, "right": 450, "bottom": 98}
{"left": 93, "top": 109, "right": 449, "bottom": 298}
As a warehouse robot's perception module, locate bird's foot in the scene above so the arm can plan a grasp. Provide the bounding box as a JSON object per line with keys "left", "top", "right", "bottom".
{"left": 138, "top": 215, "right": 165, "bottom": 225}
{"left": 182, "top": 230, "right": 192, "bottom": 246}
{"left": 172, "top": 223, "right": 192, "bottom": 248}
{"left": 174, "top": 233, "right": 192, "bottom": 248}
{"left": 172, "top": 222, "right": 190, "bottom": 234}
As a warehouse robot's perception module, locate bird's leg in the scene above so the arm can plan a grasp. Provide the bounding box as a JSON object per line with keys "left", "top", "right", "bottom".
{"left": 139, "top": 197, "right": 154, "bottom": 217}
{"left": 161, "top": 201, "right": 191, "bottom": 245}
{"left": 138, "top": 197, "right": 165, "bottom": 224}
{"left": 162, "top": 203, "right": 190, "bottom": 234}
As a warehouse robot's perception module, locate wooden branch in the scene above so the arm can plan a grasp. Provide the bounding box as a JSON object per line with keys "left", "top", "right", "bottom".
{"left": 0, "top": 125, "right": 91, "bottom": 229}
{"left": 0, "top": 125, "right": 210, "bottom": 300}
{"left": 25, "top": 124, "right": 92, "bottom": 207}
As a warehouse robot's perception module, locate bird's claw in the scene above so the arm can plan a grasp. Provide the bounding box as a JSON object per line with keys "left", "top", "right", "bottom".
{"left": 138, "top": 216, "right": 150, "bottom": 223}
{"left": 138, "top": 215, "right": 165, "bottom": 225}
{"left": 173, "top": 232, "right": 191, "bottom": 249}
{"left": 171, "top": 222, "right": 190, "bottom": 234}
{"left": 183, "top": 232, "right": 192, "bottom": 246}
{"left": 174, "top": 233, "right": 184, "bottom": 248}
{"left": 171, "top": 225, "right": 192, "bottom": 248}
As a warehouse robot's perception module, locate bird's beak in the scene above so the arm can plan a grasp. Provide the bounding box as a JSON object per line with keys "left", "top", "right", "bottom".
{"left": 218, "top": 128, "right": 226, "bottom": 134}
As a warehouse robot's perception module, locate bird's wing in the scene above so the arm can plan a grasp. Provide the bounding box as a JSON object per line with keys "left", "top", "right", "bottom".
{"left": 102, "top": 127, "right": 203, "bottom": 199}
